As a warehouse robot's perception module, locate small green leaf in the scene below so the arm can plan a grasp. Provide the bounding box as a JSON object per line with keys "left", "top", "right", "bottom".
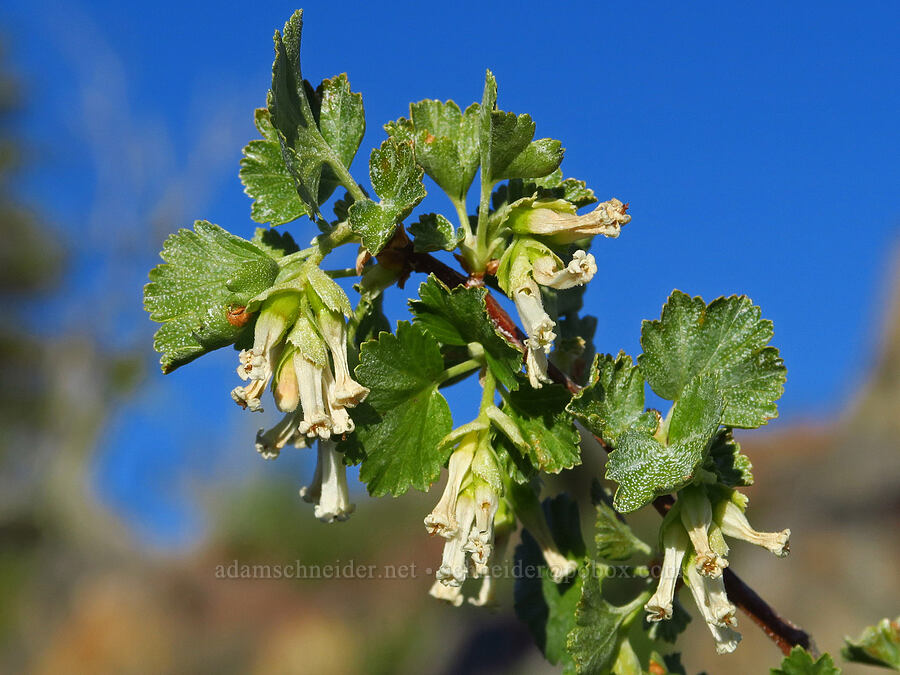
{"left": 566, "top": 562, "right": 644, "bottom": 675}
{"left": 514, "top": 494, "right": 586, "bottom": 669}
{"left": 593, "top": 500, "right": 649, "bottom": 561}
{"left": 387, "top": 99, "right": 481, "bottom": 203}
{"left": 842, "top": 617, "right": 900, "bottom": 670}
{"left": 267, "top": 11, "right": 365, "bottom": 217}
{"left": 408, "top": 213, "right": 463, "bottom": 252}
{"left": 353, "top": 322, "right": 453, "bottom": 495}
{"left": 409, "top": 275, "right": 522, "bottom": 390}
{"left": 705, "top": 428, "right": 754, "bottom": 487}
{"left": 771, "top": 647, "right": 842, "bottom": 675}
{"left": 349, "top": 137, "right": 426, "bottom": 254}
{"left": 606, "top": 374, "right": 724, "bottom": 512}
{"left": 499, "top": 381, "right": 581, "bottom": 474}
{"left": 567, "top": 352, "right": 660, "bottom": 448}
{"left": 479, "top": 70, "right": 564, "bottom": 184}
{"left": 240, "top": 109, "right": 309, "bottom": 225}
{"left": 639, "top": 291, "right": 787, "bottom": 428}
{"left": 144, "top": 221, "right": 279, "bottom": 373}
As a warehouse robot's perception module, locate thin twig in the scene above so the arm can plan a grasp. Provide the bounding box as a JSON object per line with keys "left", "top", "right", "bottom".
{"left": 401, "top": 246, "right": 815, "bottom": 656}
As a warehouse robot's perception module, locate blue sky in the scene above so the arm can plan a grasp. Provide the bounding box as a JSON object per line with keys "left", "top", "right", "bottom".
{"left": 2, "top": 0, "right": 898, "bottom": 548}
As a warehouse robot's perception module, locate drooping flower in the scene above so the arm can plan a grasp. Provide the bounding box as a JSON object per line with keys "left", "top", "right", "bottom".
{"left": 424, "top": 433, "right": 477, "bottom": 537}
{"left": 512, "top": 279, "right": 556, "bottom": 388}
{"left": 293, "top": 352, "right": 332, "bottom": 440}
{"left": 300, "top": 438, "right": 354, "bottom": 523}
{"left": 464, "top": 479, "right": 500, "bottom": 577}
{"left": 429, "top": 579, "right": 464, "bottom": 607}
{"left": 314, "top": 305, "right": 370, "bottom": 407}
{"left": 255, "top": 411, "right": 305, "bottom": 460}
{"left": 714, "top": 495, "right": 791, "bottom": 557}
{"left": 231, "top": 293, "right": 300, "bottom": 411}
{"left": 684, "top": 559, "right": 742, "bottom": 654}
{"left": 645, "top": 519, "right": 690, "bottom": 622}
{"left": 680, "top": 487, "right": 728, "bottom": 578}
{"left": 436, "top": 491, "right": 477, "bottom": 586}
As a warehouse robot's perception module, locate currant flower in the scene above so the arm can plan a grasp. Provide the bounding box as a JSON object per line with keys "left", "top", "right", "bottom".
{"left": 436, "top": 490, "right": 477, "bottom": 586}
{"left": 300, "top": 438, "right": 354, "bottom": 523}
{"left": 532, "top": 249, "right": 597, "bottom": 290}
{"left": 507, "top": 196, "right": 631, "bottom": 243}
{"left": 645, "top": 518, "right": 690, "bottom": 622}
{"left": 714, "top": 493, "right": 791, "bottom": 557}
{"left": 684, "top": 559, "right": 742, "bottom": 654}
{"left": 680, "top": 487, "right": 729, "bottom": 578}
{"left": 424, "top": 432, "right": 478, "bottom": 538}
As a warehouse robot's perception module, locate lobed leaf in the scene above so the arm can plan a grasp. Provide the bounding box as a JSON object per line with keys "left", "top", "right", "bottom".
{"left": 639, "top": 290, "right": 786, "bottom": 428}
{"left": 771, "top": 647, "right": 841, "bottom": 675}
{"left": 842, "top": 616, "right": 900, "bottom": 670}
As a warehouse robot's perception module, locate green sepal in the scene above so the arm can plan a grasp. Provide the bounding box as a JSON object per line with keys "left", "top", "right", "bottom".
{"left": 305, "top": 264, "right": 352, "bottom": 316}
{"left": 771, "top": 647, "right": 842, "bottom": 675}
{"left": 240, "top": 108, "right": 309, "bottom": 226}
{"left": 352, "top": 321, "right": 453, "bottom": 496}
{"left": 409, "top": 275, "right": 522, "bottom": 390}
{"left": 408, "top": 213, "right": 463, "bottom": 252}
{"left": 842, "top": 617, "right": 900, "bottom": 670}
{"left": 639, "top": 290, "right": 787, "bottom": 429}
{"left": 567, "top": 352, "right": 660, "bottom": 448}
{"left": 349, "top": 137, "right": 426, "bottom": 254}
{"left": 144, "top": 221, "right": 279, "bottom": 373}
{"left": 606, "top": 374, "right": 725, "bottom": 512}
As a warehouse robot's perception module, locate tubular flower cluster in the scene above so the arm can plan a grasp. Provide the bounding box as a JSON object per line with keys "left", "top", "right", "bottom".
{"left": 426, "top": 433, "right": 507, "bottom": 604}
{"left": 231, "top": 269, "right": 370, "bottom": 523}
{"left": 644, "top": 487, "right": 790, "bottom": 654}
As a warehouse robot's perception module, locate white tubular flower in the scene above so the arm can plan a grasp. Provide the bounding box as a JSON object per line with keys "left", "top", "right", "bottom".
{"left": 239, "top": 294, "right": 299, "bottom": 382}
{"left": 520, "top": 512, "right": 577, "bottom": 582}
{"left": 717, "top": 499, "right": 791, "bottom": 557}
{"left": 437, "top": 492, "right": 477, "bottom": 587}
{"left": 680, "top": 489, "right": 728, "bottom": 578}
{"left": 645, "top": 522, "right": 690, "bottom": 622}
{"left": 322, "top": 366, "right": 354, "bottom": 437}
{"left": 429, "top": 580, "right": 464, "bottom": 607}
{"left": 255, "top": 412, "right": 301, "bottom": 460}
{"left": 509, "top": 197, "right": 631, "bottom": 243}
{"left": 464, "top": 482, "right": 500, "bottom": 577}
{"left": 512, "top": 280, "right": 555, "bottom": 388}
{"left": 684, "top": 563, "right": 741, "bottom": 654}
{"left": 316, "top": 309, "right": 369, "bottom": 407}
{"left": 304, "top": 439, "right": 354, "bottom": 523}
{"left": 294, "top": 353, "right": 332, "bottom": 440}
{"left": 532, "top": 250, "right": 597, "bottom": 290}
{"left": 231, "top": 377, "right": 268, "bottom": 412}
{"left": 424, "top": 435, "right": 477, "bottom": 538}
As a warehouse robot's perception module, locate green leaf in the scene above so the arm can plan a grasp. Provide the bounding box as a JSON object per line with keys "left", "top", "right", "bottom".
{"left": 567, "top": 352, "right": 660, "bottom": 448}
{"left": 353, "top": 322, "right": 453, "bottom": 496}
{"left": 409, "top": 275, "right": 522, "bottom": 390}
{"left": 842, "top": 617, "right": 900, "bottom": 670}
{"left": 492, "top": 170, "right": 597, "bottom": 213}
{"left": 387, "top": 99, "right": 480, "bottom": 203}
{"left": 479, "top": 70, "right": 564, "bottom": 184}
{"left": 771, "top": 647, "right": 841, "bottom": 675}
{"left": 240, "top": 108, "right": 309, "bottom": 225}
{"left": 408, "top": 213, "right": 463, "bottom": 252}
{"left": 498, "top": 381, "right": 581, "bottom": 474}
{"left": 144, "top": 221, "right": 279, "bottom": 373}
{"left": 251, "top": 227, "right": 299, "bottom": 258}
{"left": 606, "top": 374, "right": 724, "bottom": 512}
{"left": 349, "top": 137, "right": 426, "bottom": 254}
{"left": 593, "top": 500, "right": 649, "bottom": 561}
{"left": 639, "top": 291, "right": 787, "bottom": 428}
{"left": 514, "top": 494, "right": 586, "bottom": 669}
{"left": 705, "top": 428, "right": 754, "bottom": 487}
{"left": 267, "top": 11, "right": 364, "bottom": 217}
{"left": 566, "top": 562, "right": 644, "bottom": 675}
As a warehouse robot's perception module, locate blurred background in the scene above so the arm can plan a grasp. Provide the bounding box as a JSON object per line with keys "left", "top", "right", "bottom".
{"left": 0, "top": 1, "right": 897, "bottom": 673}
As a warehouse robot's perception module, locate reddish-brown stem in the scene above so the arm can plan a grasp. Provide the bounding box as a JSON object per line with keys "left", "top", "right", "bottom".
{"left": 400, "top": 247, "right": 815, "bottom": 656}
